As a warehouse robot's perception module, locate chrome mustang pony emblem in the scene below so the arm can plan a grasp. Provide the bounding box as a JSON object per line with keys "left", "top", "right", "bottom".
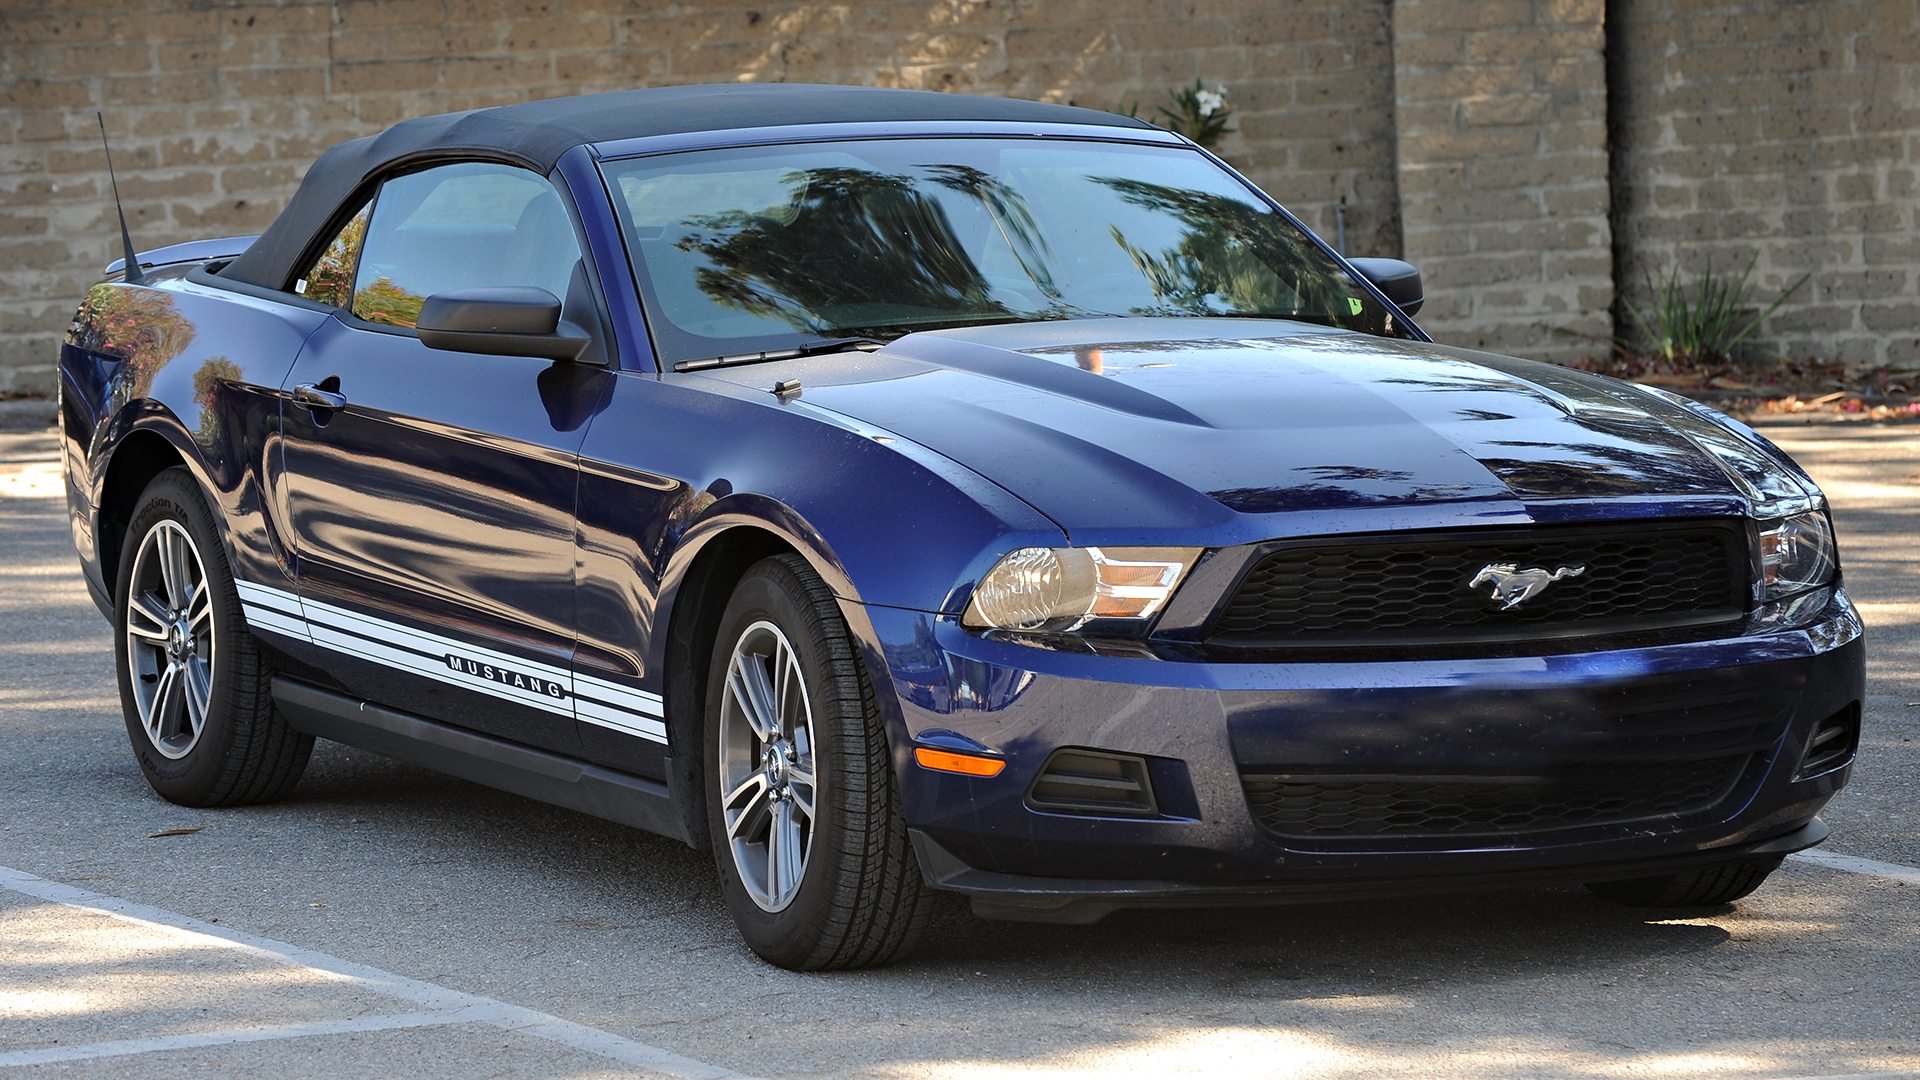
{"left": 1469, "top": 562, "right": 1587, "bottom": 610}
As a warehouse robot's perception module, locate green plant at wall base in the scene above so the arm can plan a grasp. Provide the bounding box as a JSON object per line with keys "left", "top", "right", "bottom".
{"left": 1119, "top": 81, "right": 1235, "bottom": 149}
{"left": 1624, "top": 257, "right": 1811, "bottom": 368}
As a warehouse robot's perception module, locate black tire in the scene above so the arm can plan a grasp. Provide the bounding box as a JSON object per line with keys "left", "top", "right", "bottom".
{"left": 703, "top": 554, "right": 933, "bottom": 970}
{"left": 1585, "top": 856, "right": 1782, "bottom": 907}
{"left": 113, "top": 466, "right": 313, "bottom": 806}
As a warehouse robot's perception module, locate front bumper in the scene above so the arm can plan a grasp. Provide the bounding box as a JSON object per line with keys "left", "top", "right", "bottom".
{"left": 865, "top": 589, "right": 1863, "bottom": 919}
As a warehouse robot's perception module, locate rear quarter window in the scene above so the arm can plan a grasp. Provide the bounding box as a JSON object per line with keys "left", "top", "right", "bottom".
{"left": 295, "top": 201, "right": 371, "bottom": 308}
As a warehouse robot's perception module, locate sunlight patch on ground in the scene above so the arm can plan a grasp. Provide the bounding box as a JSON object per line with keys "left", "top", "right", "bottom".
{"left": 0, "top": 987, "right": 100, "bottom": 1018}
{"left": 0, "top": 571, "right": 91, "bottom": 591}
{"left": 1850, "top": 600, "right": 1920, "bottom": 626}
{"left": 1605, "top": 1053, "right": 1773, "bottom": 1075}
{"left": 0, "top": 460, "right": 63, "bottom": 499}
{"left": 882, "top": 1031, "right": 1915, "bottom": 1080}
{"left": 0, "top": 900, "right": 367, "bottom": 1042}
{"left": 0, "top": 637, "right": 112, "bottom": 655}
{"left": 1802, "top": 479, "right": 1920, "bottom": 503}
{"left": 883, "top": 1026, "right": 1361, "bottom": 1078}
{"left": 0, "top": 687, "right": 118, "bottom": 710}
{"left": 1290, "top": 993, "right": 1414, "bottom": 1011}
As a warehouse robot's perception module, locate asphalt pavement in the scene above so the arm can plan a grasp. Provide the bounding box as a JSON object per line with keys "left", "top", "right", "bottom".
{"left": 1, "top": 416, "right": 1915, "bottom": 1079}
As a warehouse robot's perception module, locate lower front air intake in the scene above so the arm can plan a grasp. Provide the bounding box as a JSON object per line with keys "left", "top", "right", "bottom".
{"left": 1027, "top": 749, "right": 1159, "bottom": 818}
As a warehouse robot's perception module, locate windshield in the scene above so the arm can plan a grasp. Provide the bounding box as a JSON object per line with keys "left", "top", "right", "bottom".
{"left": 599, "top": 138, "right": 1411, "bottom": 364}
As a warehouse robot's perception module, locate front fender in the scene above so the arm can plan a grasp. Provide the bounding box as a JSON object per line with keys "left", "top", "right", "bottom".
{"left": 641, "top": 496, "right": 968, "bottom": 853}
{"left": 663, "top": 493, "right": 860, "bottom": 606}
{"left": 574, "top": 369, "right": 1066, "bottom": 683}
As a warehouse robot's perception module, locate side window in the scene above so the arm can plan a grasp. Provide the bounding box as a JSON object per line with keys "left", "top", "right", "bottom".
{"left": 294, "top": 200, "right": 371, "bottom": 308}
{"left": 350, "top": 162, "right": 583, "bottom": 329}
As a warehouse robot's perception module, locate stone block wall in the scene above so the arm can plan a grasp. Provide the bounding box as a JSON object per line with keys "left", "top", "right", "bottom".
{"left": 1611, "top": 0, "right": 1920, "bottom": 368}
{"left": 1393, "top": 0, "right": 1614, "bottom": 364}
{"left": 1, "top": 0, "right": 1914, "bottom": 393}
{"left": 0, "top": 0, "right": 1400, "bottom": 395}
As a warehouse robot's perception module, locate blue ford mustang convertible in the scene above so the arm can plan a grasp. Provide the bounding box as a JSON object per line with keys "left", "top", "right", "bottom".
{"left": 60, "top": 85, "right": 1862, "bottom": 969}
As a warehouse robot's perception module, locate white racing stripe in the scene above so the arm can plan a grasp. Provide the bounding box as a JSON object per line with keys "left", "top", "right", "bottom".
{"left": 239, "top": 605, "right": 310, "bottom": 641}
{"left": 0, "top": 865, "right": 752, "bottom": 1078}
{"left": 577, "top": 699, "right": 669, "bottom": 742}
{"left": 233, "top": 580, "right": 666, "bottom": 742}
{"left": 234, "top": 580, "right": 311, "bottom": 644}
{"left": 576, "top": 670, "right": 669, "bottom": 742}
{"left": 233, "top": 579, "right": 303, "bottom": 614}
{"left": 577, "top": 670, "right": 665, "bottom": 715}
{"left": 300, "top": 601, "right": 575, "bottom": 719}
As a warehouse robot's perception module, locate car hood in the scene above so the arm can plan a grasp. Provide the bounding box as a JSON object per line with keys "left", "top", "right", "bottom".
{"left": 781, "top": 319, "right": 1816, "bottom": 545}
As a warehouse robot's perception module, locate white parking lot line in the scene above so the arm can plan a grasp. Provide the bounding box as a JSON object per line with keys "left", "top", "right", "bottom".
{"left": 0, "top": 1008, "right": 496, "bottom": 1068}
{"left": 1787, "top": 849, "right": 1920, "bottom": 885}
{"left": 1785, "top": 1074, "right": 1920, "bottom": 1080}
{"left": 0, "top": 864, "right": 755, "bottom": 1079}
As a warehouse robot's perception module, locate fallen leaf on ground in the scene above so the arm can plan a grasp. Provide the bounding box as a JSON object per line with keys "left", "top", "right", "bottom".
{"left": 148, "top": 827, "right": 205, "bottom": 838}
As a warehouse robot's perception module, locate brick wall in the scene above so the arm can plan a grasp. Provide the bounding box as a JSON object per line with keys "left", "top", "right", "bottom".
{"left": 1393, "top": 0, "right": 1614, "bottom": 365}
{"left": 2, "top": 1, "right": 1915, "bottom": 392}
{"left": 1611, "top": 0, "right": 1920, "bottom": 369}
{"left": 0, "top": 0, "right": 1400, "bottom": 395}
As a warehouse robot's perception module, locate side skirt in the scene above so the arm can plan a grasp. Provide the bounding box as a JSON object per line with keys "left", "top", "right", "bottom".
{"left": 271, "top": 677, "right": 689, "bottom": 845}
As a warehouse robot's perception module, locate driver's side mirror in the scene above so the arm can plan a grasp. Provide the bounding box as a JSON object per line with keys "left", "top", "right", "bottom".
{"left": 1347, "top": 258, "right": 1424, "bottom": 317}
{"left": 416, "top": 287, "right": 593, "bottom": 362}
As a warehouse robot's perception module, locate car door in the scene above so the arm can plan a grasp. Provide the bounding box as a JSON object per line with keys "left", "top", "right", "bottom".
{"left": 279, "top": 161, "right": 611, "bottom": 756}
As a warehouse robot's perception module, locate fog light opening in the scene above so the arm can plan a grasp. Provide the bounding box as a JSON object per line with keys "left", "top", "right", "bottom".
{"left": 1026, "top": 748, "right": 1159, "bottom": 818}
{"left": 1796, "top": 702, "right": 1859, "bottom": 779}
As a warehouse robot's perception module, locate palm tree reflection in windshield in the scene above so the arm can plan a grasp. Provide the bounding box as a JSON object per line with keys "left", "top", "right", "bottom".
{"left": 673, "top": 166, "right": 1044, "bottom": 337}
{"left": 1098, "top": 178, "right": 1346, "bottom": 320}
{"left": 668, "top": 165, "right": 1361, "bottom": 339}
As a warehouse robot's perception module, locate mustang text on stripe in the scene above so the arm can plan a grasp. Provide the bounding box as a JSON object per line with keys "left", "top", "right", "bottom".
{"left": 446, "top": 654, "right": 568, "bottom": 700}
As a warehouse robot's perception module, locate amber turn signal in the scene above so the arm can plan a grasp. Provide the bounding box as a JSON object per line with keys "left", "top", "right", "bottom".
{"left": 914, "top": 747, "right": 1006, "bottom": 777}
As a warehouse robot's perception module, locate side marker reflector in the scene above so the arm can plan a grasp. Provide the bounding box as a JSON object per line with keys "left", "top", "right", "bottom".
{"left": 915, "top": 747, "right": 1005, "bottom": 777}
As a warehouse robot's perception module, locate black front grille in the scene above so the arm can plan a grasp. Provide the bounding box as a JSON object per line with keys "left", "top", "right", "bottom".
{"left": 1208, "top": 520, "right": 1748, "bottom": 653}
{"left": 1236, "top": 677, "right": 1786, "bottom": 843}
{"left": 1242, "top": 756, "right": 1750, "bottom": 839}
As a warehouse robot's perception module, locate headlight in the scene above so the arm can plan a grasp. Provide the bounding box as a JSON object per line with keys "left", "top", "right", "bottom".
{"left": 1759, "top": 511, "right": 1836, "bottom": 602}
{"left": 963, "top": 547, "right": 1201, "bottom": 632}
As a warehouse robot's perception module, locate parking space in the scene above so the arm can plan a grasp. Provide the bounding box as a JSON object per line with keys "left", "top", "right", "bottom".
{"left": 1, "top": 420, "right": 1915, "bottom": 1079}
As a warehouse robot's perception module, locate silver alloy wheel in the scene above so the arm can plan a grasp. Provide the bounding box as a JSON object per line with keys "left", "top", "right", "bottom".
{"left": 124, "top": 519, "right": 216, "bottom": 760}
{"left": 718, "top": 619, "right": 819, "bottom": 912}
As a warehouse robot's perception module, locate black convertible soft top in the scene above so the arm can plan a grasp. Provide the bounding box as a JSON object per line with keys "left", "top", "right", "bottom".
{"left": 219, "top": 83, "right": 1154, "bottom": 290}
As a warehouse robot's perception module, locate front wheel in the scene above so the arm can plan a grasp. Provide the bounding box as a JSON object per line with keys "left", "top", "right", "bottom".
{"left": 704, "top": 554, "right": 932, "bottom": 970}
{"left": 113, "top": 467, "right": 313, "bottom": 806}
{"left": 1585, "top": 857, "right": 1782, "bottom": 907}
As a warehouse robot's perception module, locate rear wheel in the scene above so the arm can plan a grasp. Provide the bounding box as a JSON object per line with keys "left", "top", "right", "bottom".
{"left": 704, "top": 554, "right": 932, "bottom": 970}
{"left": 114, "top": 467, "right": 313, "bottom": 806}
{"left": 1585, "top": 857, "right": 1782, "bottom": 907}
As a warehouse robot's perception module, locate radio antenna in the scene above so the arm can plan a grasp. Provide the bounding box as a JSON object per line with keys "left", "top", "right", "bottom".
{"left": 96, "top": 111, "right": 144, "bottom": 285}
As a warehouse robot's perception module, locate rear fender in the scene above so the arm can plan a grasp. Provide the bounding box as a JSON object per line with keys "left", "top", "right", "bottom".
{"left": 63, "top": 278, "right": 328, "bottom": 611}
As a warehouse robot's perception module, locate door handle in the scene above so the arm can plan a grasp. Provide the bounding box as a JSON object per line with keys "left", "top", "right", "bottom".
{"left": 291, "top": 382, "right": 347, "bottom": 411}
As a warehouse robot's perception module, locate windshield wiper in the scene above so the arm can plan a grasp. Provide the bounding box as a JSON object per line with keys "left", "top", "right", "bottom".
{"left": 671, "top": 337, "right": 885, "bottom": 373}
